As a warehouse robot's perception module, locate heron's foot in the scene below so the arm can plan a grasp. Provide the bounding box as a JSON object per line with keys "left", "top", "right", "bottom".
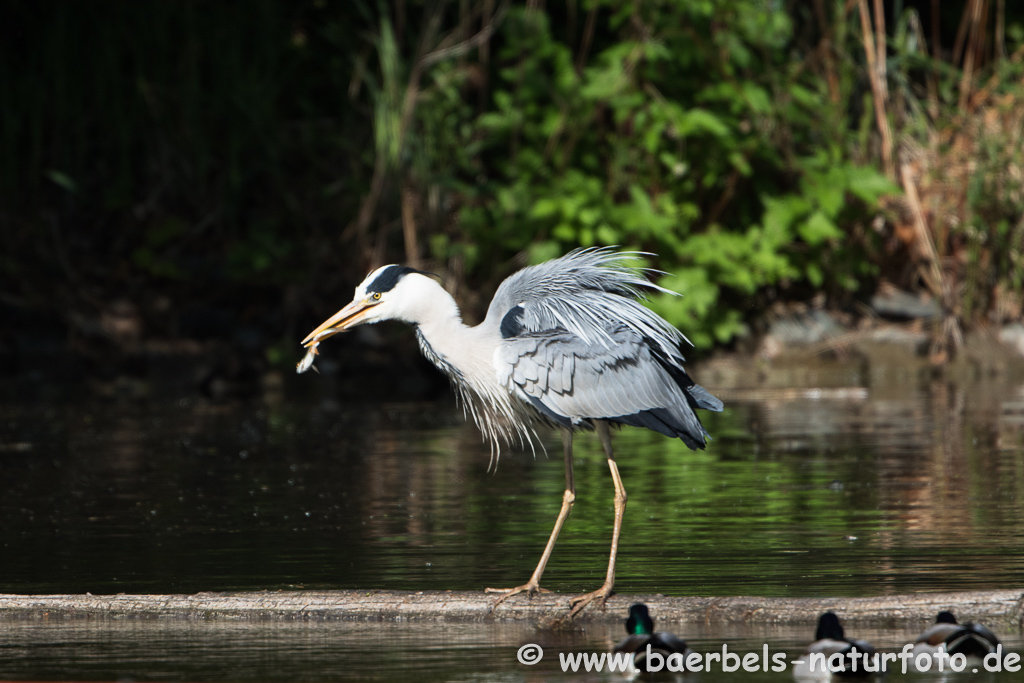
{"left": 567, "top": 584, "right": 614, "bottom": 619}
{"left": 485, "top": 582, "right": 552, "bottom": 609}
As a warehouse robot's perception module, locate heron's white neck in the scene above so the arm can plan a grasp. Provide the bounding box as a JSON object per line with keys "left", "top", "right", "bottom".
{"left": 389, "top": 274, "right": 529, "bottom": 450}
{"left": 410, "top": 284, "right": 497, "bottom": 382}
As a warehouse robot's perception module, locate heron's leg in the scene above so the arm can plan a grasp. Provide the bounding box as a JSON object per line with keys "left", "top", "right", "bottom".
{"left": 487, "top": 428, "right": 576, "bottom": 605}
{"left": 568, "top": 420, "right": 625, "bottom": 617}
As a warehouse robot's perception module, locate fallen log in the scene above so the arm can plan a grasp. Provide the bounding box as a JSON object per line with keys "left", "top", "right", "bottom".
{"left": 1, "top": 589, "right": 1021, "bottom": 628}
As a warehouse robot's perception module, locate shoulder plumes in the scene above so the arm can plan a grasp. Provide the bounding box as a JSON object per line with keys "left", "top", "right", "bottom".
{"left": 489, "top": 247, "right": 688, "bottom": 359}
{"left": 506, "top": 247, "right": 671, "bottom": 299}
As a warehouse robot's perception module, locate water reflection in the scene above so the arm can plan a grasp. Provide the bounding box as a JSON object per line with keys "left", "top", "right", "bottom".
{"left": 0, "top": 620, "right": 1019, "bottom": 682}
{"left": 0, "top": 374, "right": 1022, "bottom": 596}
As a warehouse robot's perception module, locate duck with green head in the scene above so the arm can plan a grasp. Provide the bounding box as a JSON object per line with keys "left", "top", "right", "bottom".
{"left": 613, "top": 603, "right": 694, "bottom": 675}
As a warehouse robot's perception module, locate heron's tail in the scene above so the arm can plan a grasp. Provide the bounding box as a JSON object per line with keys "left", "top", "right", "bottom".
{"left": 687, "top": 383, "right": 723, "bottom": 412}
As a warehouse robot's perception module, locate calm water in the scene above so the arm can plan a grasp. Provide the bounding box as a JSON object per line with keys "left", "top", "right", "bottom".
{"left": 1, "top": 374, "right": 1022, "bottom": 596}
{"left": 0, "top": 620, "right": 1021, "bottom": 682}
{"left": 1, "top": 361, "right": 1023, "bottom": 680}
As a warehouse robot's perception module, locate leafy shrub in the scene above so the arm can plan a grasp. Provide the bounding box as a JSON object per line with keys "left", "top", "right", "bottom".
{"left": 440, "top": 3, "right": 895, "bottom": 347}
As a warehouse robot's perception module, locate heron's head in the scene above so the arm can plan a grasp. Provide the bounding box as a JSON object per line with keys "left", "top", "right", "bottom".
{"left": 302, "top": 265, "right": 441, "bottom": 346}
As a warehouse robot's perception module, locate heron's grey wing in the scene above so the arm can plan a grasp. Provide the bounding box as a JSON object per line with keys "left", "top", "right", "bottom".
{"left": 497, "top": 327, "right": 712, "bottom": 449}
{"left": 483, "top": 248, "right": 690, "bottom": 359}
{"left": 686, "top": 383, "right": 724, "bottom": 412}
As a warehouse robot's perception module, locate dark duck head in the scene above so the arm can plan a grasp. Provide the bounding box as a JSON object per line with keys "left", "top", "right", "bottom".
{"left": 614, "top": 603, "right": 693, "bottom": 675}
{"left": 800, "top": 612, "right": 876, "bottom": 678}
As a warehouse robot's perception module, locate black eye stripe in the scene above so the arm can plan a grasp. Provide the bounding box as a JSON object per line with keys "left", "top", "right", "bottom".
{"left": 366, "top": 265, "right": 422, "bottom": 294}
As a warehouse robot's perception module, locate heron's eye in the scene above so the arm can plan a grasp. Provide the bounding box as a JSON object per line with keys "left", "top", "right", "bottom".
{"left": 372, "top": 292, "right": 381, "bottom": 300}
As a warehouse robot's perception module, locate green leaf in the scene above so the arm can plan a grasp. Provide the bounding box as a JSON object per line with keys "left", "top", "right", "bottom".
{"left": 846, "top": 165, "right": 900, "bottom": 203}
{"left": 762, "top": 195, "right": 810, "bottom": 236}
{"left": 527, "top": 240, "right": 562, "bottom": 265}
{"left": 728, "top": 151, "right": 752, "bottom": 176}
{"left": 741, "top": 83, "right": 772, "bottom": 115}
{"left": 529, "top": 198, "right": 560, "bottom": 219}
{"left": 677, "top": 109, "right": 730, "bottom": 138}
{"left": 553, "top": 223, "right": 576, "bottom": 241}
{"left": 806, "top": 262, "right": 824, "bottom": 287}
{"left": 799, "top": 210, "right": 842, "bottom": 245}
{"left": 803, "top": 169, "right": 846, "bottom": 218}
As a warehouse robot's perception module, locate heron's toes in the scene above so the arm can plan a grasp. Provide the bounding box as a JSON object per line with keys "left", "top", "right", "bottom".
{"left": 567, "top": 586, "right": 613, "bottom": 618}
{"left": 486, "top": 583, "right": 551, "bottom": 610}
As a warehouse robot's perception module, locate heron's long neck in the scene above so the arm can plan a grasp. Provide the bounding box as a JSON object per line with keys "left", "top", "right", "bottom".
{"left": 412, "top": 289, "right": 497, "bottom": 386}
{"left": 409, "top": 284, "right": 528, "bottom": 450}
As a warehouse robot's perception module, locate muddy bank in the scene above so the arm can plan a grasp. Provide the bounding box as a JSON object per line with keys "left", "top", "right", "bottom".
{"left": 700, "top": 325, "right": 1024, "bottom": 395}
{"left": 7, "top": 320, "right": 1024, "bottom": 408}
{"left": 1, "top": 590, "right": 1021, "bottom": 629}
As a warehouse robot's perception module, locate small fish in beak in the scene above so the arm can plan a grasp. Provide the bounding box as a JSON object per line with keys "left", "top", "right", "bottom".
{"left": 296, "top": 342, "right": 320, "bottom": 374}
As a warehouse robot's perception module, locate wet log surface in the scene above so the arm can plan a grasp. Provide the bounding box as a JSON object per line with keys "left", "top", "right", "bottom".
{"left": 1, "top": 589, "right": 1021, "bottom": 628}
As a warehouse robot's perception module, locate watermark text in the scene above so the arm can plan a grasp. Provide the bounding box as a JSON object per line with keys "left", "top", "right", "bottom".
{"left": 515, "top": 642, "right": 1021, "bottom": 674}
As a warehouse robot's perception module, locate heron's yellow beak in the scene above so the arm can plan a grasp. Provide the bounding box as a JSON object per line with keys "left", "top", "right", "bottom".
{"left": 301, "top": 298, "right": 377, "bottom": 347}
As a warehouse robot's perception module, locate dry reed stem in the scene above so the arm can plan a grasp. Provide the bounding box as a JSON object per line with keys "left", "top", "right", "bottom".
{"left": 857, "top": 0, "right": 894, "bottom": 177}
{"left": 899, "top": 164, "right": 945, "bottom": 300}
{"left": 872, "top": 0, "right": 887, "bottom": 99}
{"left": 401, "top": 182, "right": 421, "bottom": 269}
{"left": 959, "top": 0, "right": 985, "bottom": 111}
{"left": 812, "top": 0, "right": 840, "bottom": 104}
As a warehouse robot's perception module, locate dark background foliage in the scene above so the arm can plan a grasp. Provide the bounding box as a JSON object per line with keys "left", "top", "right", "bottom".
{"left": 2, "top": 0, "right": 1023, "bottom": 391}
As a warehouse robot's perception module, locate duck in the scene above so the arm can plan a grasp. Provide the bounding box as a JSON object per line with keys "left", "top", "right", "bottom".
{"left": 613, "top": 603, "right": 694, "bottom": 675}
{"left": 911, "top": 611, "right": 1000, "bottom": 664}
{"left": 793, "top": 612, "right": 877, "bottom": 680}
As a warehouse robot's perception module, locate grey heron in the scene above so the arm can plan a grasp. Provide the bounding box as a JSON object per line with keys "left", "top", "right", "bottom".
{"left": 301, "top": 247, "right": 723, "bottom": 615}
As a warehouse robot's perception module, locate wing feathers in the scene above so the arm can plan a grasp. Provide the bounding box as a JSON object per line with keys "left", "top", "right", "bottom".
{"left": 498, "top": 326, "right": 714, "bottom": 448}
{"left": 488, "top": 248, "right": 720, "bottom": 449}
{"left": 688, "top": 384, "right": 724, "bottom": 412}
{"left": 486, "top": 248, "right": 689, "bottom": 359}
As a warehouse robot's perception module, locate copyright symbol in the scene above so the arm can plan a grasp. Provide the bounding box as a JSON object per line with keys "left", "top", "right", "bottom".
{"left": 517, "top": 643, "right": 544, "bottom": 665}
